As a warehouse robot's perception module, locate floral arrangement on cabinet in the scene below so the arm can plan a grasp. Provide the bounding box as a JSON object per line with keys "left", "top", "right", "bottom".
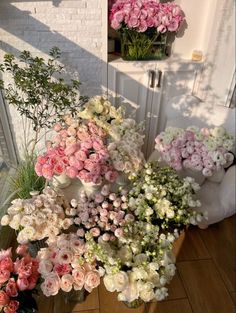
{"left": 109, "top": 0, "right": 185, "bottom": 60}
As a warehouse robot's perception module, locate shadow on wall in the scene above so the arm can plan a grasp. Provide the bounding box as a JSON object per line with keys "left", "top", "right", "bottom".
{"left": 0, "top": 0, "right": 234, "bottom": 158}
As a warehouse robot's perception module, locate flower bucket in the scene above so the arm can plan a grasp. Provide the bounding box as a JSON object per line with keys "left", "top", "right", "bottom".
{"left": 123, "top": 298, "right": 144, "bottom": 309}
{"left": 80, "top": 180, "right": 102, "bottom": 196}
{"left": 120, "top": 29, "right": 168, "bottom": 61}
{"left": 64, "top": 288, "right": 87, "bottom": 303}
{"left": 51, "top": 173, "right": 72, "bottom": 189}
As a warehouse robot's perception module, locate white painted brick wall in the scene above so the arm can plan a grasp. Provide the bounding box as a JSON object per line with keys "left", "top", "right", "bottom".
{"left": 0, "top": 0, "right": 105, "bottom": 157}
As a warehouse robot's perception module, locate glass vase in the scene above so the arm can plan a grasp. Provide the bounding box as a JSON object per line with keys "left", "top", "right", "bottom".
{"left": 51, "top": 173, "right": 71, "bottom": 189}
{"left": 123, "top": 298, "right": 144, "bottom": 309}
{"left": 120, "top": 29, "right": 168, "bottom": 61}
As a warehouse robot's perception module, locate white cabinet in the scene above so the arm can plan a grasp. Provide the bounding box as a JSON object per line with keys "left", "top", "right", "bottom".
{"left": 107, "top": 59, "right": 202, "bottom": 157}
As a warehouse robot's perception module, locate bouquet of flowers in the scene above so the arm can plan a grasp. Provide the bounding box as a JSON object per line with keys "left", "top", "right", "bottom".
{"left": 155, "top": 126, "right": 235, "bottom": 177}
{"left": 37, "top": 233, "right": 101, "bottom": 297}
{"left": 35, "top": 117, "right": 119, "bottom": 184}
{"left": 1, "top": 187, "right": 72, "bottom": 244}
{"left": 84, "top": 163, "right": 203, "bottom": 307}
{"left": 0, "top": 246, "right": 39, "bottom": 313}
{"left": 109, "top": 0, "right": 185, "bottom": 60}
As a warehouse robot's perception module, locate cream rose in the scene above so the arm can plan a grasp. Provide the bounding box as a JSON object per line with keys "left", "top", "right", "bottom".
{"left": 103, "top": 274, "right": 116, "bottom": 292}
{"left": 41, "top": 273, "right": 60, "bottom": 297}
{"left": 114, "top": 271, "right": 128, "bottom": 292}
{"left": 60, "top": 274, "right": 74, "bottom": 292}
{"left": 139, "top": 283, "right": 155, "bottom": 302}
{"left": 84, "top": 271, "right": 100, "bottom": 292}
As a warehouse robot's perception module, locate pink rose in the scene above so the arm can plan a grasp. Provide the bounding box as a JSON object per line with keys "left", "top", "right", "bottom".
{"left": 27, "top": 274, "right": 38, "bottom": 290}
{"left": 16, "top": 245, "right": 28, "bottom": 256}
{"left": 35, "top": 162, "right": 43, "bottom": 176}
{"left": 41, "top": 164, "right": 54, "bottom": 180}
{"left": 168, "top": 19, "right": 179, "bottom": 32}
{"left": 80, "top": 140, "right": 93, "bottom": 150}
{"left": 66, "top": 166, "right": 78, "bottom": 178}
{"left": 111, "top": 18, "right": 121, "bottom": 30}
{"left": 41, "top": 273, "right": 60, "bottom": 297}
{"left": 0, "top": 249, "right": 12, "bottom": 261}
{"left": 64, "top": 144, "right": 78, "bottom": 156}
{"left": 0, "top": 270, "right": 10, "bottom": 284}
{"left": 3, "top": 300, "right": 19, "bottom": 313}
{"left": 84, "top": 271, "right": 100, "bottom": 292}
{"left": 90, "top": 228, "right": 101, "bottom": 237}
{"left": 0, "top": 258, "right": 13, "bottom": 272}
{"left": 16, "top": 277, "right": 29, "bottom": 291}
{"left": 0, "top": 291, "right": 9, "bottom": 308}
{"left": 60, "top": 274, "right": 74, "bottom": 292}
{"left": 5, "top": 278, "right": 18, "bottom": 297}
{"left": 74, "top": 150, "right": 88, "bottom": 161}
{"left": 54, "top": 163, "right": 65, "bottom": 175}
{"left": 72, "top": 268, "right": 85, "bottom": 290}
{"left": 114, "top": 228, "right": 124, "bottom": 238}
{"left": 53, "top": 123, "right": 62, "bottom": 132}
{"left": 105, "top": 170, "right": 118, "bottom": 183}
{"left": 54, "top": 264, "right": 71, "bottom": 277}
{"left": 138, "top": 20, "right": 148, "bottom": 32}
{"left": 14, "top": 258, "right": 33, "bottom": 278}
{"left": 127, "top": 16, "right": 140, "bottom": 28}
{"left": 92, "top": 138, "right": 104, "bottom": 151}
{"left": 37, "top": 155, "right": 47, "bottom": 165}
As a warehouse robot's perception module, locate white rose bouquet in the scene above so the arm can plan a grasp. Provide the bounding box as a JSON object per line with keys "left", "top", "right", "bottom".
{"left": 1, "top": 187, "right": 73, "bottom": 244}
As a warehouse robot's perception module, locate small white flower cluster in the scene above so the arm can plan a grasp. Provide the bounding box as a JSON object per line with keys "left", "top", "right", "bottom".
{"left": 108, "top": 118, "right": 145, "bottom": 174}
{"left": 100, "top": 221, "right": 178, "bottom": 303}
{"left": 1, "top": 187, "right": 72, "bottom": 244}
{"left": 128, "top": 163, "right": 203, "bottom": 229}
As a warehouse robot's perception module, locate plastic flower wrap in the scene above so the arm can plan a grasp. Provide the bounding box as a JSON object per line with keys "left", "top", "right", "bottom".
{"left": 110, "top": 0, "right": 185, "bottom": 33}
{"left": 35, "top": 119, "right": 118, "bottom": 184}
{"left": 0, "top": 246, "right": 39, "bottom": 313}
{"left": 155, "top": 126, "right": 235, "bottom": 177}
{"left": 1, "top": 187, "right": 72, "bottom": 244}
{"left": 37, "top": 233, "right": 102, "bottom": 297}
{"left": 128, "top": 163, "right": 203, "bottom": 230}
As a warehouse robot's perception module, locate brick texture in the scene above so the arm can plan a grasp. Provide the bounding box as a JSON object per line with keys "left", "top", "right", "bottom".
{"left": 0, "top": 0, "right": 105, "bottom": 157}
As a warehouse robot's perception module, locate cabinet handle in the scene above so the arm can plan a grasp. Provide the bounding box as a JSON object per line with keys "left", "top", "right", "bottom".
{"left": 149, "top": 70, "right": 156, "bottom": 88}
{"left": 156, "top": 70, "right": 162, "bottom": 88}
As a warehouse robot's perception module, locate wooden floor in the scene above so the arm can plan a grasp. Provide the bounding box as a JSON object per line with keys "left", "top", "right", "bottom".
{"left": 36, "top": 215, "right": 236, "bottom": 313}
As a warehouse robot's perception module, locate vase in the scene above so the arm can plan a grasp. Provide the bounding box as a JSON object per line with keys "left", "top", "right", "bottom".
{"left": 51, "top": 173, "right": 71, "bottom": 189}
{"left": 178, "top": 168, "right": 206, "bottom": 186}
{"left": 64, "top": 288, "right": 87, "bottom": 303}
{"left": 123, "top": 298, "right": 144, "bottom": 309}
{"left": 120, "top": 29, "right": 168, "bottom": 61}
{"left": 28, "top": 238, "right": 47, "bottom": 257}
{"left": 80, "top": 180, "right": 102, "bottom": 196}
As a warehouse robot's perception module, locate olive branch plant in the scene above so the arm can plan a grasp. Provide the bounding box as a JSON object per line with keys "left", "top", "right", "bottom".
{"left": 0, "top": 47, "right": 88, "bottom": 156}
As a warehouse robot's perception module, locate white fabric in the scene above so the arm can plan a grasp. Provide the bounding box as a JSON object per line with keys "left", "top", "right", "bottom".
{"left": 219, "top": 165, "right": 236, "bottom": 217}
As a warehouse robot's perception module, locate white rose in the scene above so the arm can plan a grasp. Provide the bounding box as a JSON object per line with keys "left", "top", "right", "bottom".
{"left": 131, "top": 268, "right": 148, "bottom": 281}
{"left": 60, "top": 274, "right": 74, "bottom": 292}
{"left": 155, "top": 287, "right": 168, "bottom": 301}
{"left": 20, "top": 215, "right": 33, "bottom": 227}
{"left": 103, "top": 274, "right": 116, "bottom": 292}
{"left": 117, "top": 282, "right": 139, "bottom": 303}
{"left": 114, "top": 271, "right": 129, "bottom": 292}
{"left": 210, "top": 126, "right": 226, "bottom": 138}
{"left": 139, "top": 283, "right": 155, "bottom": 302}
{"left": 1, "top": 215, "right": 10, "bottom": 226}
{"left": 41, "top": 273, "right": 60, "bottom": 297}
{"left": 38, "top": 260, "right": 53, "bottom": 276}
{"left": 9, "top": 214, "right": 22, "bottom": 230}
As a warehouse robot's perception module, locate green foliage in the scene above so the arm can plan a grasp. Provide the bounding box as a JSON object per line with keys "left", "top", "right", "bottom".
{"left": 0, "top": 47, "right": 88, "bottom": 132}
{"left": 10, "top": 155, "right": 46, "bottom": 199}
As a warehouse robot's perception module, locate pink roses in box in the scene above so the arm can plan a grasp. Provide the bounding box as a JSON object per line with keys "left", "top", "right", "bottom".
{"left": 35, "top": 120, "right": 118, "bottom": 184}
{"left": 110, "top": 0, "right": 184, "bottom": 33}
{"left": 0, "top": 246, "right": 39, "bottom": 313}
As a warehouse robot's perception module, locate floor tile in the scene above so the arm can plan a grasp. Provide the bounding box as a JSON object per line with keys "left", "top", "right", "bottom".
{"left": 178, "top": 259, "right": 235, "bottom": 313}
{"left": 230, "top": 292, "right": 236, "bottom": 306}
{"left": 99, "top": 281, "right": 146, "bottom": 313}
{"left": 165, "top": 271, "right": 186, "bottom": 300}
{"left": 146, "top": 299, "right": 193, "bottom": 313}
{"left": 199, "top": 215, "right": 236, "bottom": 292}
{"left": 176, "top": 227, "right": 210, "bottom": 261}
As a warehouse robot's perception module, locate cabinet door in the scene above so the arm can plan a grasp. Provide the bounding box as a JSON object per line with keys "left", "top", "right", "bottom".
{"left": 107, "top": 62, "right": 159, "bottom": 156}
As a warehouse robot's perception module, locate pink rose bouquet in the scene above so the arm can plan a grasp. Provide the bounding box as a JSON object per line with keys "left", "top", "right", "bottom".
{"left": 0, "top": 246, "right": 39, "bottom": 313}
{"left": 155, "top": 126, "right": 235, "bottom": 177}
{"left": 110, "top": 0, "right": 184, "bottom": 33}
{"left": 35, "top": 120, "right": 118, "bottom": 184}
{"left": 38, "top": 233, "right": 101, "bottom": 297}
{"left": 109, "top": 0, "right": 185, "bottom": 60}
